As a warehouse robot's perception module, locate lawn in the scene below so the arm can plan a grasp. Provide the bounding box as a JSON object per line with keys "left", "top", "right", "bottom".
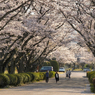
{"left": 73, "top": 69, "right": 83, "bottom": 71}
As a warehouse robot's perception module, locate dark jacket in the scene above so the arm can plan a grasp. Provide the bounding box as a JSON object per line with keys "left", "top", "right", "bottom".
{"left": 46, "top": 72, "right": 49, "bottom": 77}
{"left": 55, "top": 73, "right": 59, "bottom": 81}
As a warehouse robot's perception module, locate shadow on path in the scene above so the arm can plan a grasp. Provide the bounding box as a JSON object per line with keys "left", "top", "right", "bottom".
{"left": 0, "top": 72, "right": 93, "bottom": 95}
{"left": 8, "top": 73, "right": 89, "bottom": 90}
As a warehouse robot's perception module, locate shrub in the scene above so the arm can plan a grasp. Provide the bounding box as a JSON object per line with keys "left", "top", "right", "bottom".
{"left": 47, "top": 62, "right": 51, "bottom": 66}
{"left": 14, "top": 74, "right": 23, "bottom": 85}
{"left": 0, "top": 74, "right": 10, "bottom": 87}
{"left": 42, "top": 61, "right": 51, "bottom": 66}
{"left": 19, "top": 73, "right": 31, "bottom": 84}
{"left": 49, "top": 71, "right": 55, "bottom": 78}
{"left": 52, "top": 57, "right": 56, "bottom": 60}
{"left": 90, "top": 83, "right": 95, "bottom": 93}
{"left": 50, "top": 60, "right": 59, "bottom": 71}
{"left": 27, "top": 72, "right": 46, "bottom": 81}
{"left": 26, "top": 72, "right": 33, "bottom": 81}
{"left": 86, "top": 71, "right": 90, "bottom": 77}
{"left": 8, "top": 74, "right": 18, "bottom": 85}
{"left": 90, "top": 74, "right": 95, "bottom": 83}
{"left": 87, "top": 71, "right": 95, "bottom": 93}
{"left": 84, "top": 64, "right": 91, "bottom": 68}
{"left": 6, "top": 74, "right": 18, "bottom": 86}
{"left": 32, "top": 72, "right": 40, "bottom": 81}
{"left": 92, "top": 78, "right": 95, "bottom": 86}
{"left": 26, "top": 72, "right": 39, "bottom": 81}
{"left": 39, "top": 72, "right": 45, "bottom": 80}
{"left": 87, "top": 71, "right": 95, "bottom": 82}
{"left": 0, "top": 71, "right": 55, "bottom": 88}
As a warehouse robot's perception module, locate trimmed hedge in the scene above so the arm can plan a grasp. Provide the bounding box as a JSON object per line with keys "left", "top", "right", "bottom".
{"left": 50, "top": 60, "right": 59, "bottom": 71}
{"left": 39, "top": 72, "right": 46, "bottom": 80}
{"left": 0, "top": 71, "right": 55, "bottom": 88}
{"left": 19, "top": 73, "right": 31, "bottom": 84}
{"left": 6, "top": 74, "right": 18, "bottom": 86}
{"left": 87, "top": 71, "right": 95, "bottom": 83}
{"left": 0, "top": 74, "right": 10, "bottom": 87}
{"left": 87, "top": 71, "right": 95, "bottom": 93}
{"left": 31, "top": 72, "right": 40, "bottom": 81}
{"left": 49, "top": 71, "right": 55, "bottom": 78}
{"left": 14, "top": 74, "right": 23, "bottom": 85}
{"left": 26, "top": 72, "right": 34, "bottom": 81}
{"left": 27, "top": 72, "right": 40, "bottom": 81}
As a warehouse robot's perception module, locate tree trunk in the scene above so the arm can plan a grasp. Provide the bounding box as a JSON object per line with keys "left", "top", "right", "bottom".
{"left": 10, "top": 61, "right": 15, "bottom": 74}
{"left": 8, "top": 65, "right": 11, "bottom": 74}
{"left": 93, "top": 57, "right": 95, "bottom": 71}
{"left": 0, "top": 66, "right": 4, "bottom": 73}
{"left": 25, "top": 63, "right": 30, "bottom": 72}
{"left": 18, "top": 57, "right": 24, "bottom": 73}
{"left": 0, "top": 60, "right": 4, "bottom": 73}
{"left": 73, "top": 63, "right": 75, "bottom": 70}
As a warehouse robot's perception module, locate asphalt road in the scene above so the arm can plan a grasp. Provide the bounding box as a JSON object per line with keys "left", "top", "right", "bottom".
{"left": 0, "top": 71, "right": 94, "bottom": 95}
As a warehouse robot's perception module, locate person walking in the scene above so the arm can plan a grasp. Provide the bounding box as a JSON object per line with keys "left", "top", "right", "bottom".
{"left": 68, "top": 69, "right": 71, "bottom": 78}
{"left": 46, "top": 70, "right": 49, "bottom": 83}
{"left": 55, "top": 71, "right": 59, "bottom": 83}
{"left": 66, "top": 70, "right": 69, "bottom": 78}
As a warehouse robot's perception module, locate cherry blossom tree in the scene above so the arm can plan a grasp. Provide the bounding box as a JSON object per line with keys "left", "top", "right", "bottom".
{"left": 0, "top": 0, "right": 68, "bottom": 73}
{"left": 33, "top": 0, "right": 95, "bottom": 57}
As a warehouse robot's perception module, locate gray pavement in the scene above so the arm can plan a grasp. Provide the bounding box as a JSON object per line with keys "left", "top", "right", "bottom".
{"left": 0, "top": 71, "right": 94, "bottom": 95}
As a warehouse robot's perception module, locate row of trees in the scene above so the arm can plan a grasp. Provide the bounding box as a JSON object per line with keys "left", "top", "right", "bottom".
{"left": 64, "top": 62, "right": 94, "bottom": 70}
{"left": 0, "top": 0, "right": 67, "bottom": 73}
{"left": 33, "top": 0, "right": 95, "bottom": 57}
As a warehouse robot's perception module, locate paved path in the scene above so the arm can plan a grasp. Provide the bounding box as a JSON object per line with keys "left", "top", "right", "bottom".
{"left": 0, "top": 71, "right": 94, "bottom": 95}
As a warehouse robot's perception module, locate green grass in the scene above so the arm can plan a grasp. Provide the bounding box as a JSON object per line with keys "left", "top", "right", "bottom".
{"left": 73, "top": 69, "right": 82, "bottom": 71}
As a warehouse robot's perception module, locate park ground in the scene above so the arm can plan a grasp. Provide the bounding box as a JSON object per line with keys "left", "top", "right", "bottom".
{"left": 0, "top": 71, "right": 94, "bottom": 95}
